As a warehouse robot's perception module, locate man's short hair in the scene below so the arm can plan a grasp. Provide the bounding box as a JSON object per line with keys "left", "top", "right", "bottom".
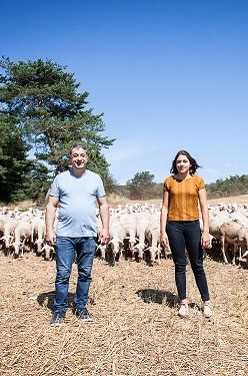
{"left": 69, "top": 144, "right": 88, "bottom": 155}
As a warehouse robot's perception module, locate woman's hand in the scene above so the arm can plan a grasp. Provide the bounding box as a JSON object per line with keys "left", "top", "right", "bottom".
{"left": 201, "top": 232, "right": 211, "bottom": 249}
{"left": 160, "top": 232, "right": 169, "bottom": 248}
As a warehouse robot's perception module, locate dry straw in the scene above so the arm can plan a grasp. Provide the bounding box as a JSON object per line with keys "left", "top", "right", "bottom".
{"left": 0, "top": 249, "right": 247, "bottom": 376}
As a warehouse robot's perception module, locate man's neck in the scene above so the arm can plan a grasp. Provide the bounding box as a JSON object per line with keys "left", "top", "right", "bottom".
{"left": 71, "top": 167, "right": 87, "bottom": 177}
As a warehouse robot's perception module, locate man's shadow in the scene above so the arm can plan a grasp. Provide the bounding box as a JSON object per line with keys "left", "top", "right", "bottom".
{"left": 37, "top": 291, "right": 75, "bottom": 312}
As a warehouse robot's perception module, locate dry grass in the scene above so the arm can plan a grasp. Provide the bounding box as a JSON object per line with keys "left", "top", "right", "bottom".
{"left": 0, "top": 195, "right": 248, "bottom": 375}
{"left": 1, "top": 254, "right": 247, "bottom": 375}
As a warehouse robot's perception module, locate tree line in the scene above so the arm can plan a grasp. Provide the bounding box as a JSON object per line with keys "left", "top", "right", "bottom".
{"left": 117, "top": 172, "right": 248, "bottom": 201}
{"left": 0, "top": 57, "right": 247, "bottom": 205}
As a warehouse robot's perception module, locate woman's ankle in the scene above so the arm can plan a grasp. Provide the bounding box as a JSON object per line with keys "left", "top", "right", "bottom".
{"left": 180, "top": 300, "right": 188, "bottom": 305}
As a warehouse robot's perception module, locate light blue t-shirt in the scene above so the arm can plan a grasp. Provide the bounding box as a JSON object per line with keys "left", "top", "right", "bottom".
{"left": 49, "top": 169, "right": 105, "bottom": 237}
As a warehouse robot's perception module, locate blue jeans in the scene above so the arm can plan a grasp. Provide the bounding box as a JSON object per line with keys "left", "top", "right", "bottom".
{"left": 54, "top": 236, "right": 96, "bottom": 314}
{"left": 166, "top": 220, "right": 210, "bottom": 302}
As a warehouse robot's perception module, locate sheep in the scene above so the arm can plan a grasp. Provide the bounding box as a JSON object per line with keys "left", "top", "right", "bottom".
{"left": 32, "top": 218, "right": 46, "bottom": 255}
{"left": 238, "top": 249, "right": 248, "bottom": 266}
{"left": 106, "top": 214, "right": 125, "bottom": 266}
{"left": 0, "top": 219, "right": 20, "bottom": 253}
{"left": 209, "top": 212, "right": 230, "bottom": 244}
{"left": 219, "top": 221, "right": 248, "bottom": 265}
{"left": 96, "top": 214, "right": 110, "bottom": 262}
{"left": 229, "top": 211, "right": 248, "bottom": 229}
{"left": 11, "top": 221, "right": 33, "bottom": 257}
{"left": 133, "top": 213, "right": 150, "bottom": 262}
{"left": 118, "top": 212, "right": 138, "bottom": 260}
{"left": 41, "top": 243, "right": 55, "bottom": 260}
{"left": 95, "top": 243, "right": 107, "bottom": 261}
{"left": 0, "top": 219, "right": 4, "bottom": 238}
{"left": 144, "top": 211, "right": 161, "bottom": 266}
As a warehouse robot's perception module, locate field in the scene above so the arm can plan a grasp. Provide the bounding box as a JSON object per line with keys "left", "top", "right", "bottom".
{"left": 0, "top": 196, "right": 248, "bottom": 376}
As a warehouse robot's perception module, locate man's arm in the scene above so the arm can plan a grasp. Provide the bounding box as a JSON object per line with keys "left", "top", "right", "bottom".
{"left": 45, "top": 196, "right": 59, "bottom": 246}
{"left": 97, "top": 196, "right": 110, "bottom": 244}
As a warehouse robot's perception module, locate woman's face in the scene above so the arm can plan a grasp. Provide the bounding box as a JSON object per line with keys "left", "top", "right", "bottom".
{"left": 176, "top": 154, "right": 191, "bottom": 174}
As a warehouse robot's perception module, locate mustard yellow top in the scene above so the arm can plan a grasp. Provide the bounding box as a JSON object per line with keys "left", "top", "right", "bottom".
{"left": 163, "top": 175, "right": 205, "bottom": 221}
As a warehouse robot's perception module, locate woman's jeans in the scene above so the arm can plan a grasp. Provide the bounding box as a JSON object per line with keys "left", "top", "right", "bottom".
{"left": 166, "top": 220, "right": 210, "bottom": 302}
{"left": 54, "top": 236, "right": 96, "bottom": 314}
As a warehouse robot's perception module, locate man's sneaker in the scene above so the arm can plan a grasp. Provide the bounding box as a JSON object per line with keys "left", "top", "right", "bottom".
{"left": 178, "top": 303, "right": 189, "bottom": 318}
{"left": 50, "top": 311, "right": 64, "bottom": 326}
{"left": 203, "top": 304, "right": 213, "bottom": 318}
{"left": 75, "top": 307, "right": 93, "bottom": 322}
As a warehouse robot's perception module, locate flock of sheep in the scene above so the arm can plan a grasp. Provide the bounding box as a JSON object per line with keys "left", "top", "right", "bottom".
{"left": 0, "top": 206, "right": 53, "bottom": 260}
{"left": 0, "top": 201, "right": 248, "bottom": 268}
{"left": 208, "top": 202, "right": 248, "bottom": 266}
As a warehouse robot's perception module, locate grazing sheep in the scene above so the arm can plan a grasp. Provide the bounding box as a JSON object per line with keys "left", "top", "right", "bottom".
{"left": 118, "top": 212, "right": 138, "bottom": 259}
{"left": 12, "top": 221, "right": 33, "bottom": 257}
{"left": 219, "top": 221, "right": 248, "bottom": 265}
{"left": 133, "top": 213, "right": 150, "bottom": 262}
{"left": 32, "top": 218, "right": 46, "bottom": 254}
{"left": 145, "top": 211, "right": 161, "bottom": 266}
{"left": 238, "top": 249, "right": 248, "bottom": 266}
{"left": 41, "top": 243, "right": 55, "bottom": 261}
{"left": 107, "top": 215, "right": 125, "bottom": 266}
{"left": 1, "top": 219, "right": 20, "bottom": 252}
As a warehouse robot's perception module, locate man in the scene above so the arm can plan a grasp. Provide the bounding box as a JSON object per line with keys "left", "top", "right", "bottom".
{"left": 45, "top": 144, "right": 110, "bottom": 326}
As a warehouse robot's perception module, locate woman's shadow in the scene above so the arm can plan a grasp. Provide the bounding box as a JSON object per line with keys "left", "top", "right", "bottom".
{"left": 136, "top": 289, "right": 177, "bottom": 307}
{"left": 136, "top": 289, "right": 201, "bottom": 311}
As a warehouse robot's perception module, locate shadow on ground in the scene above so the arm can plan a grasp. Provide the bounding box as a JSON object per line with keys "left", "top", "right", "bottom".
{"left": 136, "top": 289, "right": 177, "bottom": 308}
{"left": 37, "top": 291, "right": 75, "bottom": 312}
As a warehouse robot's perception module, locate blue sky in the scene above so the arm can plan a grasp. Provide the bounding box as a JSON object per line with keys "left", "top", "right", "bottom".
{"left": 1, "top": 0, "right": 248, "bottom": 184}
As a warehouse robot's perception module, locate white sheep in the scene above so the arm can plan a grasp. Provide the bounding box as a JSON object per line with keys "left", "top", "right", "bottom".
{"left": 12, "top": 221, "right": 33, "bottom": 257}
{"left": 133, "top": 212, "right": 150, "bottom": 262}
{"left": 41, "top": 243, "right": 55, "bottom": 260}
{"left": 107, "top": 214, "right": 125, "bottom": 266}
{"left": 0, "top": 218, "right": 20, "bottom": 252}
{"left": 145, "top": 211, "right": 161, "bottom": 266}
{"left": 32, "top": 218, "right": 46, "bottom": 254}
{"left": 219, "top": 221, "right": 248, "bottom": 265}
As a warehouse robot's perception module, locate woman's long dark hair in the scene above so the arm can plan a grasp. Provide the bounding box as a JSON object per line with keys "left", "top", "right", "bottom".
{"left": 170, "top": 150, "right": 201, "bottom": 175}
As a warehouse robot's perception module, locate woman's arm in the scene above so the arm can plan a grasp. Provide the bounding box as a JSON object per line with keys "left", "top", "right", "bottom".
{"left": 198, "top": 187, "right": 210, "bottom": 248}
{"left": 160, "top": 189, "right": 169, "bottom": 248}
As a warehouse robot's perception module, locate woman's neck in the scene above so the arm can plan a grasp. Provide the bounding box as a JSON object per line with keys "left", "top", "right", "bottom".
{"left": 174, "top": 172, "right": 191, "bottom": 181}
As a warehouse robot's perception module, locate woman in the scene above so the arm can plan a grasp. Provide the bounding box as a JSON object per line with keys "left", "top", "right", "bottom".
{"left": 160, "top": 150, "right": 212, "bottom": 318}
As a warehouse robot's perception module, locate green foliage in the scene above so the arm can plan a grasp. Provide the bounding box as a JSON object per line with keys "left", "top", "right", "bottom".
{"left": 0, "top": 56, "right": 116, "bottom": 202}
{"left": 206, "top": 175, "right": 248, "bottom": 199}
{"left": 0, "top": 114, "right": 31, "bottom": 202}
{"left": 126, "top": 171, "right": 156, "bottom": 200}
{"left": 23, "top": 160, "right": 52, "bottom": 206}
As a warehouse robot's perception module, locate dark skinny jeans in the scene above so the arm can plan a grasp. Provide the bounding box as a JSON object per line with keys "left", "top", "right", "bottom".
{"left": 166, "top": 220, "right": 210, "bottom": 302}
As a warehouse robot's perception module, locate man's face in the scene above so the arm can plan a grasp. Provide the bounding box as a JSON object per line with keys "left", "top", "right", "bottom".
{"left": 69, "top": 147, "right": 88, "bottom": 171}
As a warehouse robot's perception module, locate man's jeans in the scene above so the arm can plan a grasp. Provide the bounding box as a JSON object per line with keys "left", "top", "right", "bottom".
{"left": 54, "top": 236, "right": 96, "bottom": 314}
{"left": 166, "top": 220, "right": 210, "bottom": 302}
